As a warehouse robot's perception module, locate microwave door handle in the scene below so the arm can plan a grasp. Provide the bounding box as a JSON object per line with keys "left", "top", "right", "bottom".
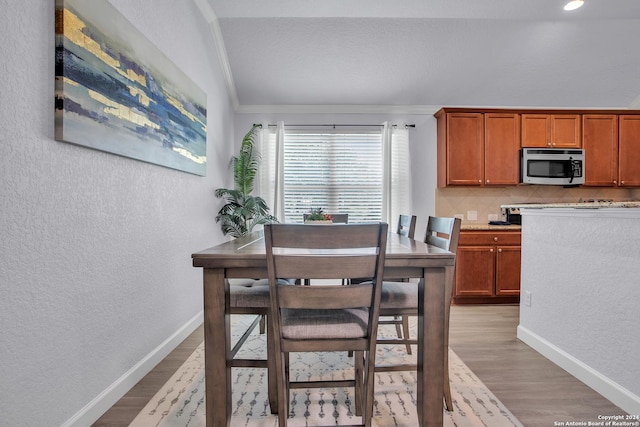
{"left": 568, "top": 157, "right": 574, "bottom": 183}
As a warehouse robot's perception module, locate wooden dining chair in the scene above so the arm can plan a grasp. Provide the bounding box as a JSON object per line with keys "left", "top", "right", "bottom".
{"left": 376, "top": 216, "right": 461, "bottom": 411}
{"left": 264, "top": 222, "right": 388, "bottom": 427}
{"left": 377, "top": 214, "right": 417, "bottom": 353}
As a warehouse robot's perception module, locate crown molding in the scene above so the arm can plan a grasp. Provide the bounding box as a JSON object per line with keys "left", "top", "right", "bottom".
{"left": 235, "top": 104, "right": 440, "bottom": 115}
{"left": 193, "top": 0, "right": 239, "bottom": 110}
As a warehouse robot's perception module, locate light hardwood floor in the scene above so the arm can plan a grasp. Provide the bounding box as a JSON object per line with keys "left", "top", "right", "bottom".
{"left": 93, "top": 304, "right": 626, "bottom": 426}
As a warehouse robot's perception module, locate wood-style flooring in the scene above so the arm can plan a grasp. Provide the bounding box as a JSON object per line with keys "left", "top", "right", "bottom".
{"left": 93, "top": 304, "right": 626, "bottom": 426}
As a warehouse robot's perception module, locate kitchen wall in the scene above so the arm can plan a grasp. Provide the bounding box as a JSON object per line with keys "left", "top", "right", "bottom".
{"left": 437, "top": 186, "right": 640, "bottom": 225}
{"left": 0, "top": 1, "right": 233, "bottom": 425}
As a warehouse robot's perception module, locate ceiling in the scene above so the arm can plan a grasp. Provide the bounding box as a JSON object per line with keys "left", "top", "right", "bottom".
{"left": 197, "top": 0, "right": 640, "bottom": 113}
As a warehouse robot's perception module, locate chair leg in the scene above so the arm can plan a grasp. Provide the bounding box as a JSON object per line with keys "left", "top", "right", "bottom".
{"left": 444, "top": 351, "right": 453, "bottom": 411}
{"left": 275, "top": 351, "right": 288, "bottom": 427}
{"left": 266, "top": 316, "right": 278, "bottom": 414}
{"left": 401, "top": 315, "right": 412, "bottom": 355}
{"left": 363, "top": 350, "right": 376, "bottom": 427}
{"left": 259, "top": 314, "right": 266, "bottom": 334}
{"left": 354, "top": 351, "right": 364, "bottom": 417}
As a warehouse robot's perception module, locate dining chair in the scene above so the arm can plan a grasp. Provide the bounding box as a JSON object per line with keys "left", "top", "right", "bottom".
{"left": 264, "top": 222, "right": 388, "bottom": 427}
{"left": 377, "top": 214, "right": 417, "bottom": 354}
{"left": 376, "top": 215, "right": 461, "bottom": 411}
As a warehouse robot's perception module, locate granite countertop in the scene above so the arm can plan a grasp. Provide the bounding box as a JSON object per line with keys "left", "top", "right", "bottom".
{"left": 501, "top": 201, "right": 640, "bottom": 209}
{"left": 461, "top": 224, "right": 522, "bottom": 231}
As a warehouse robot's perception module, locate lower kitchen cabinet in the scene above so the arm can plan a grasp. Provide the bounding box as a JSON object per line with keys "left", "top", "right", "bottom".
{"left": 454, "top": 230, "right": 521, "bottom": 304}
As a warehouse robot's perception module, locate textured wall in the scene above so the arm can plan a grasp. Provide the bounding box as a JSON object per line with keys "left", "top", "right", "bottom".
{"left": 519, "top": 209, "right": 640, "bottom": 412}
{"left": 0, "top": 1, "right": 233, "bottom": 425}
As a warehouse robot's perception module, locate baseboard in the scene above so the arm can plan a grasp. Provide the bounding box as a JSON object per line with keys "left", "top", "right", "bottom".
{"left": 517, "top": 325, "right": 640, "bottom": 415}
{"left": 61, "top": 311, "right": 204, "bottom": 427}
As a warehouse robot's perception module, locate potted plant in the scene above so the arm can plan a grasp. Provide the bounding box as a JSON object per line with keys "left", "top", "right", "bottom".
{"left": 215, "top": 124, "right": 277, "bottom": 238}
{"left": 304, "top": 208, "right": 333, "bottom": 224}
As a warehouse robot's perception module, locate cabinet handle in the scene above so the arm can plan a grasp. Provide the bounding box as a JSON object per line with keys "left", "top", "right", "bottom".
{"left": 493, "top": 237, "right": 498, "bottom": 241}
{"left": 478, "top": 180, "right": 482, "bottom": 183}
{"left": 613, "top": 180, "right": 617, "bottom": 184}
{"left": 486, "top": 179, "right": 490, "bottom": 184}
{"left": 490, "top": 248, "right": 494, "bottom": 252}
{"left": 498, "top": 248, "right": 502, "bottom": 253}
{"left": 621, "top": 181, "right": 625, "bottom": 185}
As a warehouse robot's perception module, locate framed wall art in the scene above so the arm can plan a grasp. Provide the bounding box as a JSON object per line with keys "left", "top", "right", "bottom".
{"left": 54, "top": 0, "right": 207, "bottom": 176}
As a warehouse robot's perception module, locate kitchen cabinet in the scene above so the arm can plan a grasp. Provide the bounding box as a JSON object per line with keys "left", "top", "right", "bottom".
{"left": 618, "top": 115, "right": 640, "bottom": 187}
{"left": 454, "top": 230, "right": 521, "bottom": 304}
{"left": 521, "top": 114, "right": 581, "bottom": 148}
{"left": 484, "top": 113, "right": 521, "bottom": 186}
{"left": 583, "top": 114, "right": 640, "bottom": 187}
{"left": 437, "top": 112, "right": 484, "bottom": 186}
{"left": 436, "top": 110, "right": 519, "bottom": 187}
{"left": 583, "top": 114, "right": 618, "bottom": 186}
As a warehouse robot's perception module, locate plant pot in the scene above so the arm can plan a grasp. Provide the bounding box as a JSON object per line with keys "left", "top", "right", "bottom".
{"left": 304, "top": 220, "right": 333, "bottom": 224}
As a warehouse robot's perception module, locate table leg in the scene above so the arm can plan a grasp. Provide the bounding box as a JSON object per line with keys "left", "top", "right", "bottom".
{"left": 417, "top": 267, "right": 446, "bottom": 426}
{"left": 266, "top": 315, "right": 278, "bottom": 414}
{"left": 203, "top": 268, "right": 231, "bottom": 427}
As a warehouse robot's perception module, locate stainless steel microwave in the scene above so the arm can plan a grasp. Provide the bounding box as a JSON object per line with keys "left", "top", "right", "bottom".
{"left": 520, "top": 148, "right": 584, "bottom": 185}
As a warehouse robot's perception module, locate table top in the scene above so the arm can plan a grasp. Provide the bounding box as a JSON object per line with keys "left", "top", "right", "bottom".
{"left": 192, "top": 230, "right": 455, "bottom": 269}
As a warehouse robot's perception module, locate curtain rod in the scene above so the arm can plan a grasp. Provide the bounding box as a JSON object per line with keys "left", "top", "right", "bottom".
{"left": 253, "top": 123, "right": 415, "bottom": 129}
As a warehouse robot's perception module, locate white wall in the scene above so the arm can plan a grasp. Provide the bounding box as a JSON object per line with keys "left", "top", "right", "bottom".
{"left": 0, "top": 1, "right": 234, "bottom": 425}
{"left": 234, "top": 113, "right": 439, "bottom": 237}
{"left": 517, "top": 208, "right": 640, "bottom": 415}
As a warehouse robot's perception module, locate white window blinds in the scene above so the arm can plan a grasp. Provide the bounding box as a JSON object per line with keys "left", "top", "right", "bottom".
{"left": 282, "top": 130, "right": 383, "bottom": 224}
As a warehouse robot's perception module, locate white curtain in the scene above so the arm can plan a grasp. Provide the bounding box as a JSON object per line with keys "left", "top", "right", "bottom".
{"left": 257, "top": 121, "right": 285, "bottom": 222}
{"left": 382, "top": 121, "right": 412, "bottom": 225}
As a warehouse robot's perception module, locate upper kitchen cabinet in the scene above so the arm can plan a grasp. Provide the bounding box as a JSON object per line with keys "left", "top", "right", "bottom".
{"left": 618, "top": 115, "right": 640, "bottom": 187}
{"left": 583, "top": 114, "right": 618, "bottom": 186}
{"left": 484, "top": 113, "right": 520, "bottom": 186}
{"left": 521, "top": 114, "right": 581, "bottom": 148}
{"left": 436, "top": 109, "right": 519, "bottom": 187}
{"left": 436, "top": 111, "right": 484, "bottom": 186}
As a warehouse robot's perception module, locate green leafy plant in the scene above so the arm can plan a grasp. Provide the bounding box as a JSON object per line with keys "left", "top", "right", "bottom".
{"left": 215, "top": 124, "right": 277, "bottom": 237}
{"left": 306, "top": 208, "right": 332, "bottom": 221}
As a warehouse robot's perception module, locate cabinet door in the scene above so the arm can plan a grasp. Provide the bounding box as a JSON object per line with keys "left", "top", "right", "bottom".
{"left": 495, "top": 246, "right": 521, "bottom": 296}
{"left": 619, "top": 115, "right": 640, "bottom": 187}
{"left": 484, "top": 113, "right": 520, "bottom": 186}
{"left": 446, "top": 113, "right": 484, "bottom": 186}
{"left": 550, "top": 114, "right": 581, "bottom": 148}
{"left": 583, "top": 115, "right": 618, "bottom": 186}
{"left": 454, "top": 246, "right": 494, "bottom": 297}
{"left": 522, "top": 114, "right": 581, "bottom": 147}
{"left": 521, "top": 114, "right": 549, "bottom": 147}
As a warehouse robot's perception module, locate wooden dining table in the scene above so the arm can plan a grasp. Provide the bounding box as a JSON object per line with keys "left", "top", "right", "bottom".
{"left": 192, "top": 229, "right": 456, "bottom": 427}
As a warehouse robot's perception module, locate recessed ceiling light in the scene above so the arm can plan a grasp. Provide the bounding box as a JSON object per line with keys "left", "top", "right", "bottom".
{"left": 564, "top": 0, "right": 584, "bottom": 11}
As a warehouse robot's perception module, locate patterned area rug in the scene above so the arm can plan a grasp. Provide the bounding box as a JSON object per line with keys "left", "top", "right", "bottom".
{"left": 130, "top": 316, "right": 523, "bottom": 427}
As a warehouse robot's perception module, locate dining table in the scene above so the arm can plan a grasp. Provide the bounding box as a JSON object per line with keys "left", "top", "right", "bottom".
{"left": 191, "top": 229, "right": 456, "bottom": 427}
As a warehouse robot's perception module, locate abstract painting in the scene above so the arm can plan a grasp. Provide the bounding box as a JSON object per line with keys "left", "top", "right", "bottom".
{"left": 54, "top": 0, "right": 207, "bottom": 176}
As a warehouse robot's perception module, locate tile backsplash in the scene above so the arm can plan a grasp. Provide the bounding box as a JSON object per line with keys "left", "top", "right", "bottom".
{"left": 436, "top": 186, "right": 640, "bottom": 225}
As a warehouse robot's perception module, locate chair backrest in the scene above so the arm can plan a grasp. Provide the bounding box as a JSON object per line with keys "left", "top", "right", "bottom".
{"left": 264, "top": 222, "right": 388, "bottom": 321}
{"left": 303, "top": 213, "right": 349, "bottom": 224}
{"left": 424, "top": 216, "right": 461, "bottom": 253}
{"left": 330, "top": 213, "right": 349, "bottom": 224}
{"left": 396, "top": 214, "right": 417, "bottom": 239}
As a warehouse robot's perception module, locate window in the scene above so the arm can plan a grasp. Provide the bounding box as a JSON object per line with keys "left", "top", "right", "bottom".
{"left": 258, "top": 122, "right": 411, "bottom": 225}
{"left": 283, "top": 130, "right": 383, "bottom": 223}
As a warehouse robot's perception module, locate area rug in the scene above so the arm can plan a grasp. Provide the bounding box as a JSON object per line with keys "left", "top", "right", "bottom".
{"left": 130, "top": 316, "right": 523, "bottom": 427}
